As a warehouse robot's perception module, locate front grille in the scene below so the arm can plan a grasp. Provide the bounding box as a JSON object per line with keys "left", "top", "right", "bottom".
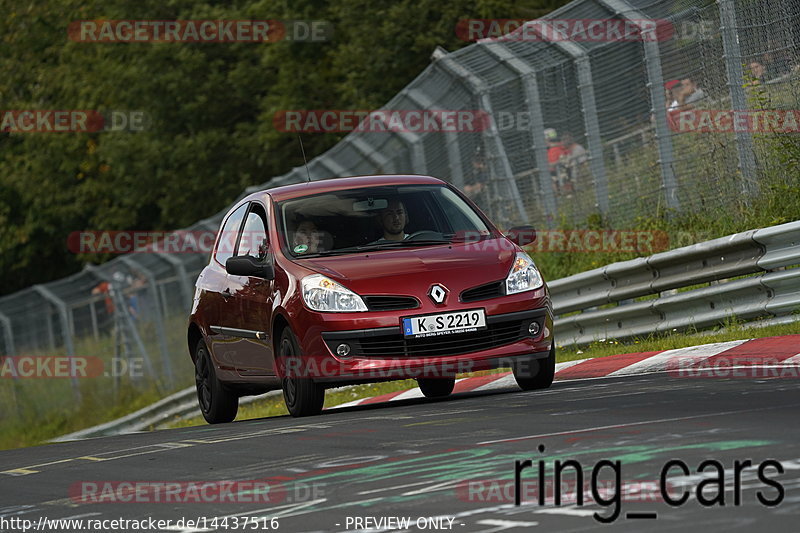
{"left": 358, "top": 322, "right": 523, "bottom": 357}
{"left": 461, "top": 281, "right": 504, "bottom": 303}
{"left": 322, "top": 310, "right": 545, "bottom": 359}
{"left": 363, "top": 295, "right": 420, "bottom": 311}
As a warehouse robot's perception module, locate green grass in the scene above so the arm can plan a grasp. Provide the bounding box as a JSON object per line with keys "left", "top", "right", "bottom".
{"left": 0, "top": 383, "right": 164, "bottom": 451}
{"left": 556, "top": 320, "right": 800, "bottom": 362}
{"left": 0, "top": 314, "right": 193, "bottom": 450}
{"left": 166, "top": 320, "right": 799, "bottom": 430}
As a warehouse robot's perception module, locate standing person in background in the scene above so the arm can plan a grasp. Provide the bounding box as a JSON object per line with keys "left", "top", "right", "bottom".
{"left": 544, "top": 128, "right": 571, "bottom": 195}
{"left": 665, "top": 79, "right": 683, "bottom": 111}
{"left": 762, "top": 39, "right": 794, "bottom": 79}
{"left": 748, "top": 61, "right": 767, "bottom": 84}
{"left": 681, "top": 77, "right": 705, "bottom": 106}
{"left": 463, "top": 145, "right": 489, "bottom": 209}
{"left": 561, "top": 132, "right": 588, "bottom": 190}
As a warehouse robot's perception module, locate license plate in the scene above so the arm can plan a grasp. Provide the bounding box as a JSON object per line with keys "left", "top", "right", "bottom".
{"left": 402, "top": 309, "right": 486, "bottom": 338}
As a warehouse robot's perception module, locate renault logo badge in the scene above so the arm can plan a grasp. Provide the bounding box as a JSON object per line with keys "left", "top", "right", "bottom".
{"left": 428, "top": 284, "right": 448, "bottom": 305}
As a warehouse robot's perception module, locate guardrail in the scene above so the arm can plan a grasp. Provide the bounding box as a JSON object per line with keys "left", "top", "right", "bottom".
{"left": 53, "top": 387, "right": 283, "bottom": 442}
{"left": 549, "top": 220, "right": 800, "bottom": 345}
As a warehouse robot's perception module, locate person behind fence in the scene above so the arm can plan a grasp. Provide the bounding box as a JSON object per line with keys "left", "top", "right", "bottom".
{"left": 125, "top": 272, "right": 148, "bottom": 321}
{"left": 762, "top": 39, "right": 795, "bottom": 79}
{"left": 544, "top": 128, "right": 571, "bottom": 194}
{"left": 463, "top": 146, "right": 488, "bottom": 208}
{"left": 560, "top": 132, "right": 588, "bottom": 186}
{"left": 748, "top": 46, "right": 798, "bottom": 85}
{"left": 666, "top": 77, "right": 704, "bottom": 112}
{"left": 665, "top": 79, "right": 683, "bottom": 111}
{"left": 748, "top": 61, "right": 767, "bottom": 85}
{"left": 91, "top": 279, "right": 115, "bottom": 317}
{"left": 680, "top": 77, "right": 705, "bottom": 106}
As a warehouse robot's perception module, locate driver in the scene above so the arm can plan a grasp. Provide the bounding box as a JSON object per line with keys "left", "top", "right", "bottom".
{"left": 377, "top": 199, "right": 409, "bottom": 241}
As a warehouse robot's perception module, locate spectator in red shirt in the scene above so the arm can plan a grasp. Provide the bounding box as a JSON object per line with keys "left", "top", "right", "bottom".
{"left": 545, "top": 128, "right": 569, "bottom": 166}
{"left": 92, "top": 281, "right": 115, "bottom": 314}
{"left": 544, "top": 128, "right": 572, "bottom": 194}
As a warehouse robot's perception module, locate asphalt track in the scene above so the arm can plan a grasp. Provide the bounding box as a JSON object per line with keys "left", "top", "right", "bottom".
{"left": 1, "top": 371, "right": 799, "bottom": 532}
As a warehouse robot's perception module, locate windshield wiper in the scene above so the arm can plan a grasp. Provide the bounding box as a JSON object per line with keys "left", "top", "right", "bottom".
{"left": 294, "top": 239, "right": 452, "bottom": 258}
{"left": 293, "top": 249, "right": 355, "bottom": 258}
{"left": 355, "top": 239, "right": 451, "bottom": 251}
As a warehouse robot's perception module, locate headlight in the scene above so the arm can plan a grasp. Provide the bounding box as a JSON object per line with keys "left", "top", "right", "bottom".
{"left": 505, "top": 251, "right": 544, "bottom": 295}
{"left": 301, "top": 274, "right": 368, "bottom": 312}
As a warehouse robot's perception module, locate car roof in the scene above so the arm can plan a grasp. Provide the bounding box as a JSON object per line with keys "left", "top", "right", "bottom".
{"left": 244, "top": 174, "right": 447, "bottom": 203}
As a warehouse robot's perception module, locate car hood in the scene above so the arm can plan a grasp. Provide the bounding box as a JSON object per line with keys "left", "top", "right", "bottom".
{"left": 292, "top": 239, "right": 518, "bottom": 294}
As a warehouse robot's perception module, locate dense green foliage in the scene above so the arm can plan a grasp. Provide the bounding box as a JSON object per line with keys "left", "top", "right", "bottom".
{"left": 0, "top": 0, "right": 567, "bottom": 294}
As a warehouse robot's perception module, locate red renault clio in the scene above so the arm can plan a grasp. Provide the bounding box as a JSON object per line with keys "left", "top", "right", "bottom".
{"left": 188, "top": 175, "right": 554, "bottom": 422}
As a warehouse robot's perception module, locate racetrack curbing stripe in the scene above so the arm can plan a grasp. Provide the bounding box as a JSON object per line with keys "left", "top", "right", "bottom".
{"left": 328, "top": 335, "right": 800, "bottom": 409}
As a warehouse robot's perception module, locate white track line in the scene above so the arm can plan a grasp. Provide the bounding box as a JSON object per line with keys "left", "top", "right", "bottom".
{"left": 608, "top": 339, "right": 749, "bottom": 376}
{"left": 783, "top": 353, "right": 800, "bottom": 365}
{"left": 392, "top": 388, "right": 425, "bottom": 401}
{"left": 471, "top": 359, "right": 590, "bottom": 392}
{"left": 473, "top": 374, "right": 517, "bottom": 392}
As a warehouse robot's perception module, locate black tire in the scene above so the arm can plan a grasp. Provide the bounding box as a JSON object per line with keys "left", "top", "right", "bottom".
{"left": 513, "top": 345, "right": 556, "bottom": 391}
{"left": 279, "top": 328, "right": 325, "bottom": 417}
{"left": 194, "top": 339, "right": 238, "bottom": 424}
{"left": 417, "top": 377, "right": 455, "bottom": 398}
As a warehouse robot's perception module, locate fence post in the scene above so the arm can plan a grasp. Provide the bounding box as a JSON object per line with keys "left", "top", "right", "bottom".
{"left": 349, "top": 136, "right": 395, "bottom": 173}
{"left": 484, "top": 41, "right": 558, "bottom": 227}
{"left": 432, "top": 49, "right": 530, "bottom": 224}
{"left": 119, "top": 256, "right": 174, "bottom": 388}
{"left": 0, "top": 310, "right": 20, "bottom": 415}
{"left": 33, "top": 284, "right": 81, "bottom": 401}
{"left": 403, "top": 87, "right": 466, "bottom": 189}
{"left": 718, "top": 0, "right": 758, "bottom": 197}
{"left": 318, "top": 156, "right": 349, "bottom": 178}
{"left": 89, "top": 297, "right": 100, "bottom": 340}
{"left": 0, "top": 311, "right": 14, "bottom": 356}
{"left": 599, "top": 0, "right": 681, "bottom": 212}
{"left": 84, "top": 265, "right": 157, "bottom": 388}
{"left": 391, "top": 128, "right": 427, "bottom": 174}
{"left": 526, "top": 21, "right": 610, "bottom": 216}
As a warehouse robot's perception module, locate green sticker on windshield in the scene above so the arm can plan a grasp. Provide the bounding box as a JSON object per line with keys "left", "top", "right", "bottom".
{"left": 294, "top": 244, "right": 308, "bottom": 253}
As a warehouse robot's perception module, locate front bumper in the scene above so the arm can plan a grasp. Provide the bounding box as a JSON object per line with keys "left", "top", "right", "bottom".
{"left": 280, "top": 300, "right": 554, "bottom": 382}
{"left": 321, "top": 308, "right": 549, "bottom": 359}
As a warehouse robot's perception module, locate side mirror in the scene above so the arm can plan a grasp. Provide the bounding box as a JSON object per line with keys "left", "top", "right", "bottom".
{"left": 506, "top": 225, "right": 537, "bottom": 246}
{"left": 225, "top": 255, "right": 275, "bottom": 280}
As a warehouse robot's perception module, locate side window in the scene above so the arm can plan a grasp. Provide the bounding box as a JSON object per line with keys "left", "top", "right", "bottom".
{"left": 237, "top": 204, "right": 269, "bottom": 262}
{"left": 214, "top": 203, "right": 248, "bottom": 266}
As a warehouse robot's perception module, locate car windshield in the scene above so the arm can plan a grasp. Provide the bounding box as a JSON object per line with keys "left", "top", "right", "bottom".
{"left": 277, "top": 184, "right": 493, "bottom": 257}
